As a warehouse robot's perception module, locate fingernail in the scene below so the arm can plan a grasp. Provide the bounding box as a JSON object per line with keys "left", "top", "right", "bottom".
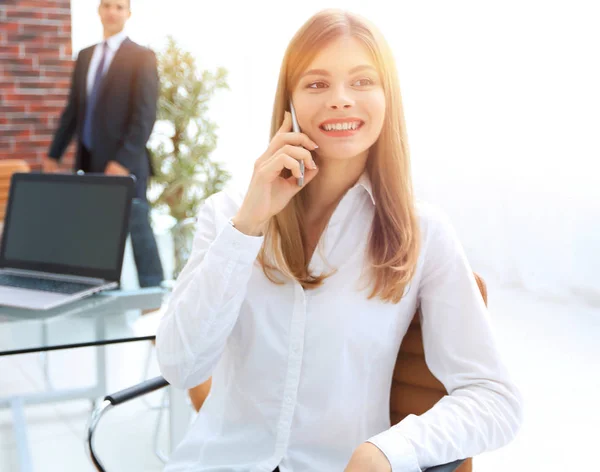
{"left": 313, "top": 144, "right": 319, "bottom": 149}
{"left": 311, "top": 160, "right": 317, "bottom": 169}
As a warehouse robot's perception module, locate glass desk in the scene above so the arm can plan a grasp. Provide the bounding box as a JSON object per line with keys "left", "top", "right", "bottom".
{"left": 0, "top": 288, "right": 166, "bottom": 355}
{"left": 0, "top": 288, "right": 191, "bottom": 472}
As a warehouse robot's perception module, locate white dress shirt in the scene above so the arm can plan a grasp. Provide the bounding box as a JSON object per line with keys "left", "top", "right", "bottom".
{"left": 86, "top": 30, "right": 128, "bottom": 96}
{"left": 156, "top": 172, "right": 523, "bottom": 472}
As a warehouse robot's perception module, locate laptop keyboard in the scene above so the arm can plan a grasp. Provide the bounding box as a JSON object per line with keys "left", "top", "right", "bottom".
{"left": 0, "top": 274, "right": 98, "bottom": 295}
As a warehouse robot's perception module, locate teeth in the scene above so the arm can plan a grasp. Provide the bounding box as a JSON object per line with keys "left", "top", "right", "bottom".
{"left": 322, "top": 121, "right": 361, "bottom": 131}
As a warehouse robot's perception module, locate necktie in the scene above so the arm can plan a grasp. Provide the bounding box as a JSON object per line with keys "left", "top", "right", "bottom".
{"left": 82, "top": 41, "right": 108, "bottom": 150}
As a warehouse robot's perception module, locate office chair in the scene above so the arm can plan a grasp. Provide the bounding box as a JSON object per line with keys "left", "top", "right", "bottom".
{"left": 0, "top": 159, "right": 30, "bottom": 223}
{"left": 88, "top": 273, "right": 488, "bottom": 472}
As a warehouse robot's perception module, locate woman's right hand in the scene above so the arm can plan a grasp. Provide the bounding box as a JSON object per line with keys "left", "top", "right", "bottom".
{"left": 232, "top": 111, "right": 319, "bottom": 236}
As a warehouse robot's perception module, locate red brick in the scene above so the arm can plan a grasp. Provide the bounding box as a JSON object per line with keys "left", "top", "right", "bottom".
{"left": 0, "top": 105, "right": 27, "bottom": 114}
{"left": 9, "top": 115, "right": 44, "bottom": 125}
{"left": 23, "top": 129, "right": 52, "bottom": 138}
{"left": 8, "top": 1, "right": 69, "bottom": 7}
{"left": 14, "top": 137, "right": 52, "bottom": 148}
{"left": 6, "top": 33, "right": 37, "bottom": 43}
{"left": 9, "top": 36, "right": 66, "bottom": 48}
{"left": 4, "top": 9, "right": 45, "bottom": 21}
{"left": 2, "top": 67, "right": 39, "bottom": 78}
{"left": 0, "top": 23, "right": 19, "bottom": 34}
{"left": 25, "top": 45, "right": 61, "bottom": 55}
{"left": 0, "top": 83, "right": 15, "bottom": 93}
{"left": 36, "top": 57, "right": 72, "bottom": 68}
{"left": 0, "top": 151, "right": 37, "bottom": 161}
{"left": 0, "top": 53, "right": 21, "bottom": 63}
{"left": 1, "top": 128, "right": 31, "bottom": 142}
{"left": 3, "top": 57, "right": 35, "bottom": 67}
{"left": 19, "top": 24, "right": 62, "bottom": 36}
{"left": 0, "top": 45, "right": 19, "bottom": 55}
{"left": 3, "top": 93, "right": 67, "bottom": 102}
{"left": 17, "top": 79, "right": 70, "bottom": 89}
{"left": 45, "top": 12, "right": 71, "bottom": 22}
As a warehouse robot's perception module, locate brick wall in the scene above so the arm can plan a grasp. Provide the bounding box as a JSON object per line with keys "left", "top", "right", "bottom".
{"left": 0, "top": 0, "right": 75, "bottom": 170}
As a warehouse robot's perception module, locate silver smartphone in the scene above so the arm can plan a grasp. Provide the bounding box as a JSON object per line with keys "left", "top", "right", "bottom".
{"left": 289, "top": 100, "right": 304, "bottom": 187}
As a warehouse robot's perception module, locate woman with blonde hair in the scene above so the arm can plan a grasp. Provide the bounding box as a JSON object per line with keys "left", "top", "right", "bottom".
{"left": 157, "top": 8, "right": 522, "bottom": 472}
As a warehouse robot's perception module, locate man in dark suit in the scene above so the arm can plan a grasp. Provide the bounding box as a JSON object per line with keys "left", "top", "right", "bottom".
{"left": 45, "top": 0, "right": 164, "bottom": 287}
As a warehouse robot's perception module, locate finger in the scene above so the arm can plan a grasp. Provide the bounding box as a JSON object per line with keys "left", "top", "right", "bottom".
{"left": 262, "top": 153, "right": 303, "bottom": 180}
{"left": 281, "top": 162, "right": 319, "bottom": 191}
{"left": 277, "top": 111, "right": 292, "bottom": 134}
{"left": 274, "top": 144, "right": 317, "bottom": 171}
{"left": 267, "top": 132, "right": 318, "bottom": 158}
{"left": 284, "top": 161, "right": 319, "bottom": 185}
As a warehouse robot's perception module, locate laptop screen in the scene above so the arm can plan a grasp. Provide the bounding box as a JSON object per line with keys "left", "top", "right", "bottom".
{"left": 0, "top": 173, "right": 135, "bottom": 282}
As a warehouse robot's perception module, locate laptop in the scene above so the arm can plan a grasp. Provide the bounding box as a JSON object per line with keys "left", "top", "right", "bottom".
{"left": 0, "top": 172, "right": 135, "bottom": 310}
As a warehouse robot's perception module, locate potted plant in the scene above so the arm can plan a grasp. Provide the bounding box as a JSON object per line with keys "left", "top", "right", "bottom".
{"left": 148, "top": 36, "right": 230, "bottom": 279}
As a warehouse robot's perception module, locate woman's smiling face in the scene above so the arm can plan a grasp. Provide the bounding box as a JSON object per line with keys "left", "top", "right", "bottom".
{"left": 291, "top": 36, "right": 386, "bottom": 162}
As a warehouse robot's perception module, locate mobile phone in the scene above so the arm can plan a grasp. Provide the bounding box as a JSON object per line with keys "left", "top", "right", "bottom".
{"left": 289, "top": 100, "right": 304, "bottom": 187}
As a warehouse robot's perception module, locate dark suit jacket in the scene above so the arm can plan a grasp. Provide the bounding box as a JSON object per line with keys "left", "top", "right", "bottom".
{"left": 48, "top": 38, "right": 158, "bottom": 198}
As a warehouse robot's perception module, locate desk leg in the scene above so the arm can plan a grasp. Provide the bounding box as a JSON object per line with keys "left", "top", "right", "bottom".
{"left": 91, "top": 316, "right": 108, "bottom": 410}
{"left": 39, "top": 351, "right": 53, "bottom": 390}
{"left": 168, "top": 386, "right": 191, "bottom": 453}
{"left": 95, "top": 343, "right": 107, "bottom": 397}
{"left": 10, "top": 397, "right": 33, "bottom": 472}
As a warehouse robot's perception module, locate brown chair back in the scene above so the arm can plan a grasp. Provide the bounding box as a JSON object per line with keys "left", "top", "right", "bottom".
{"left": 188, "top": 273, "right": 488, "bottom": 472}
{"left": 0, "top": 159, "right": 31, "bottom": 222}
{"left": 390, "top": 273, "right": 487, "bottom": 472}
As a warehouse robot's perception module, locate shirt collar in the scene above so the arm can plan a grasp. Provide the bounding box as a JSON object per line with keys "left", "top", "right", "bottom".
{"left": 353, "top": 171, "right": 376, "bottom": 206}
{"left": 103, "top": 30, "right": 128, "bottom": 52}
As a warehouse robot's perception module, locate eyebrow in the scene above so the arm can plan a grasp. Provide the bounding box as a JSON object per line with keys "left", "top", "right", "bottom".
{"left": 300, "top": 64, "right": 377, "bottom": 79}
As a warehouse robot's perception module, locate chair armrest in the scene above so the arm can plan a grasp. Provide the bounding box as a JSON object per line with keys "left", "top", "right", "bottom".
{"left": 86, "top": 376, "right": 170, "bottom": 471}
{"left": 105, "top": 375, "right": 169, "bottom": 405}
{"left": 424, "top": 459, "right": 465, "bottom": 471}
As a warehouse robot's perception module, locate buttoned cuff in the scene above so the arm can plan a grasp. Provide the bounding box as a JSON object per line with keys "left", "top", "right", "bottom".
{"left": 209, "top": 218, "right": 265, "bottom": 265}
{"left": 367, "top": 429, "right": 421, "bottom": 472}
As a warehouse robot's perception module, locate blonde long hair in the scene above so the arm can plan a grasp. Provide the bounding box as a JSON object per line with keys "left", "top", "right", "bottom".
{"left": 257, "top": 9, "right": 420, "bottom": 304}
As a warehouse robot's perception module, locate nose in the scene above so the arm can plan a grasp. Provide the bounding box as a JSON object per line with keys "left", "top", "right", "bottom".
{"left": 325, "top": 84, "right": 354, "bottom": 110}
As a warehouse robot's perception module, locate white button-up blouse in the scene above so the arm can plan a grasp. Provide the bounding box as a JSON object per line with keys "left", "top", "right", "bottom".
{"left": 156, "top": 172, "right": 523, "bottom": 472}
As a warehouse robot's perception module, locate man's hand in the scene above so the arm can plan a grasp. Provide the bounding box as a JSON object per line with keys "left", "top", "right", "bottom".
{"left": 105, "top": 160, "right": 130, "bottom": 176}
{"left": 344, "top": 442, "right": 392, "bottom": 472}
{"left": 42, "top": 156, "right": 60, "bottom": 173}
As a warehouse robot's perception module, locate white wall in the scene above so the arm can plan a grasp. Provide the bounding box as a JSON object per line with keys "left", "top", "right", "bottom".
{"left": 71, "top": 0, "right": 600, "bottom": 305}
